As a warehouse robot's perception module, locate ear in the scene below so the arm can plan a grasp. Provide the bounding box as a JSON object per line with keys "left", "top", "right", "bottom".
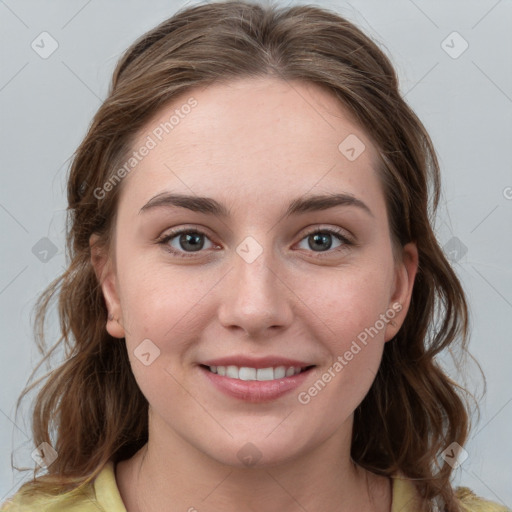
{"left": 90, "top": 233, "right": 125, "bottom": 339}
{"left": 384, "top": 242, "right": 418, "bottom": 342}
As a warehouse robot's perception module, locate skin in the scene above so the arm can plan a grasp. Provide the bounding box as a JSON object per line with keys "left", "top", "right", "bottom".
{"left": 91, "top": 76, "right": 418, "bottom": 512}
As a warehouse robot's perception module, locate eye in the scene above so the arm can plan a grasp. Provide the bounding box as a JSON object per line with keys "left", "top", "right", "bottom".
{"left": 296, "top": 227, "right": 353, "bottom": 255}
{"left": 156, "top": 225, "right": 354, "bottom": 259}
{"left": 157, "top": 228, "right": 216, "bottom": 258}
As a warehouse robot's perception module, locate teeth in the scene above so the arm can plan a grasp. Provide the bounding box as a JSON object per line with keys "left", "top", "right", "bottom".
{"left": 207, "top": 365, "right": 305, "bottom": 381}
{"left": 239, "top": 367, "right": 256, "bottom": 380}
{"left": 256, "top": 367, "right": 274, "bottom": 381}
{"left": 226, "top": 365, "right": 238, "bottom": 379}
{"left": 274, "top": 366, "right": 286, "bottom": 379}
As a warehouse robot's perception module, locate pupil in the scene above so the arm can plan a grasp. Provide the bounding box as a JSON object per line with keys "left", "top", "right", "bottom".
{"left": 180, "top": 233, "right": 204, "bottom": 252}
{"left": 310, "top": 233, "right": 331, "bottom": 251}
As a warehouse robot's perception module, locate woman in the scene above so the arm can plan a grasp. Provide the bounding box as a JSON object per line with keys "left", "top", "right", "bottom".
{"left": 2, "top": 1, "right": 509, "bottom": 511}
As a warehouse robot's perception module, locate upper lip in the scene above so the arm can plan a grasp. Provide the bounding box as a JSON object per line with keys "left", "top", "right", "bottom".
{"left": 199, "top": 356, "right": 315, "bottom": 369}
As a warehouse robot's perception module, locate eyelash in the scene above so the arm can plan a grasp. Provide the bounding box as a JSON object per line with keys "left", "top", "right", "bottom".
{"left": 156, "top": 226, "right": 354, "bottom": 259}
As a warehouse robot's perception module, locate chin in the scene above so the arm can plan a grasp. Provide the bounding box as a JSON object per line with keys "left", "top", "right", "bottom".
{"left": 201, "top": 433, "right": 311, "bottom": 470}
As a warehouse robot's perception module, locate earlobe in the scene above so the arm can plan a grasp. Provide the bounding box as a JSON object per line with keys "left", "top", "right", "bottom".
{"left": 89, "top": 234, "right": 126, "bottom": 339}
{"left": 384, "top": 242, "right": 419, "bottom": 342}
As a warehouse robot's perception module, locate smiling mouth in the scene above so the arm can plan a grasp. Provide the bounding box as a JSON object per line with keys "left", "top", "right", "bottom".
{"left": 200, "top": 364, "right": 316, "bottom": 381}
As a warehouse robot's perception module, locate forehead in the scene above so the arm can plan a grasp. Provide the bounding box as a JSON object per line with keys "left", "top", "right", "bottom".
{"left": 119, "top": 76, "right": 384, "bottom": 214}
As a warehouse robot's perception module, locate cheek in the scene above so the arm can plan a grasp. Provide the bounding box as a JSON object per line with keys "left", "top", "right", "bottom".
{"left": 306, "top": 265, "right": 392, "bottom": 392}
{"left": 319, "top": 265, "right": 393, "bottom": 337}
{"left": 117, "top": 254, "right": 207, "bottom": 336}
{"left": 116, "top": 263, "right": 205, "bottom": 404}
{"left": 295, "top": 279, "right": 390, "bottom": 428}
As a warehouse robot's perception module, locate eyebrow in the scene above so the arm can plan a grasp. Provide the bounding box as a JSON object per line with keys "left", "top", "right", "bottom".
{"left": 139, "top": 192, "right": 374, "bottom": 218}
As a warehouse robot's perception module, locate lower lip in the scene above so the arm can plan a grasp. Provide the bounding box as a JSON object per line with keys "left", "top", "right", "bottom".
{"left": 199, "top": 365, "right": 314, "bottom": 403}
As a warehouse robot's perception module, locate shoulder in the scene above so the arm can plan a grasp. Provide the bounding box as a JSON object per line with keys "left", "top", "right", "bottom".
{"left": 455, "top": 487, "right": 511, "bottom": 512}
{"left": 0, "top": 485, "right": 97, "bottom": 512}
{"left": 0, "top": 461, "right": 126, "bottom": 512}
{"left": 391, "top": 476, "right": 511, "bottom": 512}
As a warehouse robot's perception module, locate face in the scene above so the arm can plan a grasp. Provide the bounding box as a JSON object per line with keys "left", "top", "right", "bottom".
{"left": 93, "top": 77, "right": 418, "bottom": 468}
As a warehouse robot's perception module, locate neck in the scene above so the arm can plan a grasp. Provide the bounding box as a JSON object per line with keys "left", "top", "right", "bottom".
{"left": 117, "top": 413, "right": 391, "bottom": 512}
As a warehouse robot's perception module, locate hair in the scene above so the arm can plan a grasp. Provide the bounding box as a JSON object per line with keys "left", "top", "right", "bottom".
{"left": 8, "top": 1, "right": 476, "bottom": 510}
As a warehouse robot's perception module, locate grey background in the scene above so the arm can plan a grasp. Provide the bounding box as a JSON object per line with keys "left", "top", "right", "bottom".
{"left": 1, "top": 0, "right": 511, "bottom": 507}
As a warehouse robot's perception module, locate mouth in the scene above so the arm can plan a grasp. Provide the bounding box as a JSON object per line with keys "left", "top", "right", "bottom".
{"left": 200, "top": 364, "right": 316, "bottom": 381}
{"left": 198, "top": 362, "right": 317, "bottom": 402}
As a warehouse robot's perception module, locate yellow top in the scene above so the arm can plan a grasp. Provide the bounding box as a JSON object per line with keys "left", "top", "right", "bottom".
{"left": 1, "top": 461, "right": 510, "bottom": 511}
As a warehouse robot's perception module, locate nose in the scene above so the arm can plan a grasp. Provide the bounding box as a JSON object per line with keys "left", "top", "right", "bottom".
{"left": 217, "top": 243, "right": 294, "bottom": 339}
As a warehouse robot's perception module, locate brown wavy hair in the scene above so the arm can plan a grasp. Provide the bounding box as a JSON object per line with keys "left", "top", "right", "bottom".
{"left": 7, "top": 1, "right": 476, "bottom": 510}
